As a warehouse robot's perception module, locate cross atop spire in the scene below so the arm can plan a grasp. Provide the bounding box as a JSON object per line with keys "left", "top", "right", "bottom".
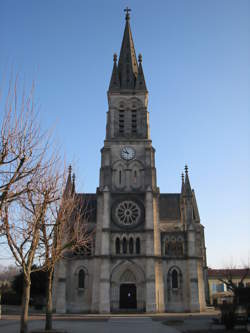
{"left": 108, "top": 9, "right": 147, "bottom": 92}
{"left": 124, "top": 7, "right": 131, "bottom": 20}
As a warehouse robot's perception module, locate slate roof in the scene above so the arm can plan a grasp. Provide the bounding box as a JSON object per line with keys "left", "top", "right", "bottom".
{"left": 76, "top": 193, "right": 97, "bottom": 223}
{"left": 159, "top": 194, "right": 181, "bottom": 220}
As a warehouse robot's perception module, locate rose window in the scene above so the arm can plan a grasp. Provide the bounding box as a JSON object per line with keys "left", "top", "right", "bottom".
{"left": 115, "top": 200, "right": 141, "bottom": 226}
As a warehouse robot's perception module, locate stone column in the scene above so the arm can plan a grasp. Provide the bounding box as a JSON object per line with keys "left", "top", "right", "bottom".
{"left": 99, "top": 259, "right": 111, "bottom": 313}
{"left": 153, "top": 194, "right": 165, "bottom": 312}
{"left": 91, "top": 258, "right": 101, "bottom": 313}
{"left": 155, "top": 260, "right": 165, "bottom": 312}
{"left": 99, "top": 186, "right": 111, "bottom": 313}
{"left": 101, "top": 186, "right": 110, "bottom": 252}
{"left": 91, "top": 192, "right": 103, "bottom": 312}
{"left": 187, "top": 226, "right": 200, "bottom": 312}
{"left": 145, "top": 258, "right": 156, "bottom": 312}
{"left": 145, "top": 186, "right": 153, "bottom": 230}
{"left": 145, "top": 187, "right": 156, "bottom": 312}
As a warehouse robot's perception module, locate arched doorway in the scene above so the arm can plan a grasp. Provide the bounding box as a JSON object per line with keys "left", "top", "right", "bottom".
{"left": 110, "top": 261, "right": 145, "bottom": 312}
{"left": 119, "top": 270, "right": 137, "bottom": 309}
{"left": 120, "top": 284, "right": 137, "bottom": 309}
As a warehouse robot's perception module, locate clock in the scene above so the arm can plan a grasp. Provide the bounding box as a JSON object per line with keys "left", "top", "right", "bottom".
{"left": 120, "top": 146, "right": 136, "bottom": 160}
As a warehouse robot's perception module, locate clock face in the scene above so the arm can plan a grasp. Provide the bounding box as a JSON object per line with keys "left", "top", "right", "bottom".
{"left": 121, "top": 146, "right": 136, "bottom": 160}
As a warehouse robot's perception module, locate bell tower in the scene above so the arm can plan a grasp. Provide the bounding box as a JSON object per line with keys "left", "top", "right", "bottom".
{"left": 91, "top": 9, "right": 165, "bottom": 313}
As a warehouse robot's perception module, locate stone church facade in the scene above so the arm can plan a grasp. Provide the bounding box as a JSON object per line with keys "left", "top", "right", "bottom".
{"left": 53, "top": 12, "right": 208, "bottom": 313}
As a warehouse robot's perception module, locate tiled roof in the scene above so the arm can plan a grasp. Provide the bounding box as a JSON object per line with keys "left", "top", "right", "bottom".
{"left": 208, "top": 268, "right": 250, "bottom": 278}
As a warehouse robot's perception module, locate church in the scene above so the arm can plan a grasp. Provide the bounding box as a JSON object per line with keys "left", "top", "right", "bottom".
{"left": 53, "top": 10, "right": 208, "bottom": 313}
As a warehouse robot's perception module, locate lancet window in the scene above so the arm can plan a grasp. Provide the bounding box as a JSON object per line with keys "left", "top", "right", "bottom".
{"left": 129, "top": 237, "right": 134, "bottom": 254}
{"left": 78, "top": 269, "right": 85, "bottom": 289}
{"left": 136, "top": 237, "right": 140, "bottom": 254}
{"left": 164, "top": 236, "right": 184, "bottom": 256}
{"left": 131, "top": 107, "right": 137, "bottom": 134}
{"left": 116, "top": 238, "right": 120, "bottom": 254}
{"left": 167, "top": 266, "right": 182, "bottom": 292}
{"left": 172, "top": 269, "right": 178, "bottom": 289}
{"left": 122, "top": 237, "right": 127, "bottom": 254}
{"left": 119, "top": 103, "right": 125, "bottom": 135}
{"left": 114, "top": 236, "right": 141, "bottom": 255}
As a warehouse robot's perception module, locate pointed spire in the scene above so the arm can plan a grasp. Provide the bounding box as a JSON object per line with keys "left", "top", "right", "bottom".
{"left": 117, "top": 8, "right": 138, "bottom": 90}
{"left": 184, "top": 165, "right": 192, "bottom": 197}
{"left": 181, "top": 172, "right": 185, "bottom": 194}
{"left": 66, "top": 165, "right": 72, "bottom": 187}
{"left": 72, "top": 173, "right": 76, "bottom": 195}
{"left": 108, "top": 9, "right": 147, "bottom": 92}
{"left": 64, "top": 165, "right": 73, "bottom": 198}
{"left": 135, "top": 54, "right": 147, "bottom": 91}
{"left": 109, "top": 53, "right": 120, "bottom": 91}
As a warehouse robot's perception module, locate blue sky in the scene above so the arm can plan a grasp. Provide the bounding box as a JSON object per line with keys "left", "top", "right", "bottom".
{"left": 0, "top": 0, "right": 249, "bottom": 268}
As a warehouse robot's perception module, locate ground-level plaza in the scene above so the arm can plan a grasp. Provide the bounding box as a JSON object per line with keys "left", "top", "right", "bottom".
{"left": 1, "top": 310, "right": 241, "bottom": 333}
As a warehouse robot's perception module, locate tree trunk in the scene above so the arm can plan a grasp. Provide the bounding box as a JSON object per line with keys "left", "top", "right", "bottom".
{"left": 45, "top": 269, "right": 54, "bottom": 330}
{"left": 20, "top": 276, "right": 31, "bottom": 333}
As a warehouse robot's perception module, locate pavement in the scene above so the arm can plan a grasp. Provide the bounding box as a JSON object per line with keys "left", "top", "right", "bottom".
{"left": 0, "top": 310, "right": 247, "bottom": 333}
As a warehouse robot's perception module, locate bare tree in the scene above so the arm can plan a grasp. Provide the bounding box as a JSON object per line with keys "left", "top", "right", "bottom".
{"left": 0, "top": 78, "right": 91, "bottom": 333}
{"left": 2, "top": 171, "right": 49, "bottom": 333}
{"left": 0, "top": 77, "right": 48, "bottom": 225}
{"left": 1, "top": 160, "right": 90, "bottom": 333}
{"left": 217, "top": 263, "right": 250, "bottom": 329}
{"left": 219, "top": 265, "right": 250, "bottom": 302}
{"left": 38, "top": 166, "right": 92, "bottom": 331}
{"left": 0, "top": 78, "right": 53, "bottom": 333}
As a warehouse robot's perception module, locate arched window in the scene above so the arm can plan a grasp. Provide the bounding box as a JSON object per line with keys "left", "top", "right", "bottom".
{"left": 122, "top": 238, "right": 127, "bottom": 254}
{"left": 165, "top": 240, "right": 169, "bottom": 255}
{"left": 133, "top": 170, "right": 137, "bottom": 183}
{"left": 177, "top": 239, "right": 183, "bottom": 255}
{"left": 170, "top": 239, "right": 176, "bottom": 255}
{"left": 114, "top": 163, "right": 125, "bottom": 188}
{"left": 172, "top": 269, "right": 178, "bottom": 289}
{"left": 129, "top": 238, "right": 134, "bottom": 254}
{"left": 131, "top": 108, "right": 137, "bottom": 134}
{"left": 78, "top": 269, "right": 85, "bottom": 289}
{"left": 119, "top": 109, "right": 125, "bottom": 135}
{"left": 136, "top": 238, "right": 140, "bottom": 254}
{"left": 115, "top": 238, "right": 120, "bottom": 254}
{"left": 119, "top": 170, "right": 122, "bottom": 185}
